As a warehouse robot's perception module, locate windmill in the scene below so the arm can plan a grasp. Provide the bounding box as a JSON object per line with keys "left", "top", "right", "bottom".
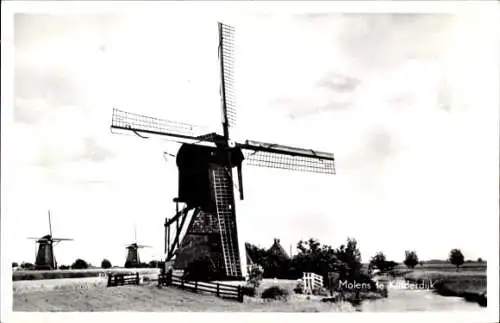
{"left": 110, "top": 22, "right": 335, "bottom": 280}
{"left": 124, "top": 225, "right": 151, "bottom": 268}
{"left": 27, "top": 210, "right": 73, "bottom": 270}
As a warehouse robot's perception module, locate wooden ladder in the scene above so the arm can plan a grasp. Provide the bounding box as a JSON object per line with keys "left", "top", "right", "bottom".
{"left": 212, "top": 167, "right": 241, "bottom": 278}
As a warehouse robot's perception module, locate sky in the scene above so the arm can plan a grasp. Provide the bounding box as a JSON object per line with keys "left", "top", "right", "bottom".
{"left": 3, "top": 7, "right": 499, "bottom": 267}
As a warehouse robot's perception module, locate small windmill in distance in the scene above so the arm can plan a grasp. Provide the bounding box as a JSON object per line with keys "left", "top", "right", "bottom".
{"left": 124, "top": 225, "right": 151, "bottom": 268}
{"left": 27, "top": 210, "right": 73, "bottom": 270}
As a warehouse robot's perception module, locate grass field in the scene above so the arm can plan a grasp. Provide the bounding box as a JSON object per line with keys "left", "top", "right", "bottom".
{"left": 13, "top": 282, "right": 357, "bottom": 312}
{"left": 12, "top": 268, "right": 160, "bottom": 281}
{"left": 392, "top": 262, "right": 486, "bottom": 275}
{"left": 13, "top": 263, "right": 488, "bottom": 311}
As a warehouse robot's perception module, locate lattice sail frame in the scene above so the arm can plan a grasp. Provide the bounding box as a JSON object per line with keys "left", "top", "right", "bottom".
{"left": 240, "top": 140, "right": 336, "bottom": 174}
{"left": 111, "top": 108, "right": 209, "bottom": 142}
{"left": 219, "top": 23, "right": 237, "bottom": 131}
{"left": 243, "top": 150, "right": 335, "bottom": 174}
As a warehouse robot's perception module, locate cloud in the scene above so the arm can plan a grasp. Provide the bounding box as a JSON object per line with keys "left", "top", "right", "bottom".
{"left": 335, "top": 14, "right": 455, "bottom": 70}
{"left": 14, "top": 68, "right": 80, "bottom": 124}
{"left": 317, "top": 73, "right": 361, "bottom": 93}
{"left": 14, "top": 99, "right": 115, "bottom": 171}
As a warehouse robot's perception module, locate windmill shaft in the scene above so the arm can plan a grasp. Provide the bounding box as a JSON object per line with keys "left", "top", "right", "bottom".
{"left": 111, "top": 125, "right": 210, "bottom": 145}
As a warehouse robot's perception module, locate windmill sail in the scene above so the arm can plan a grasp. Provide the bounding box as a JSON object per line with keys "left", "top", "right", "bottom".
{"left": 239, "top": 140, "right": 335, "bottom": 174}
{"left": 111, "top": 108, "right": 212, "bottom": 145}
{"left": 218, "top": 22, "right": 236, "bottom": 136}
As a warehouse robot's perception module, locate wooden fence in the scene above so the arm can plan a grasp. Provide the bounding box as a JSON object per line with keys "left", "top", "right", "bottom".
{"left": 302, "top": 272, "right": 324, "bottom": 294}
{"left": 158, "top": 273, "right": 243, "bottom": 303}
{"left": 107, "top": 272, "right": 140, "bottom": 287}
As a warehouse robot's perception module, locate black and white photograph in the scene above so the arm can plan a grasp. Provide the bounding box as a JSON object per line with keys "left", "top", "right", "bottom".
{"left": 1, "top": 1, "right": 499, "bottom": 321}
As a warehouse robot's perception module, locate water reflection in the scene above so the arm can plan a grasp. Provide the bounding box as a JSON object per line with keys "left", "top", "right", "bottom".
{"left": 356, "top": 279, "right": 485, "bottom": 312}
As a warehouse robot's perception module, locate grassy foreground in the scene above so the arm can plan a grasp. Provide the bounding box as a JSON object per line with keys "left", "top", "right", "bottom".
{"left": 403, "top": 270, "right": 487, "bottom": 307}
{"left": 13, "top": 282, "right": 357, "bottom": 312}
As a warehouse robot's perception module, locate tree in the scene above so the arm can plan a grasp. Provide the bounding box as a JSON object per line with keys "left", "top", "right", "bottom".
{"left": 12, "top": 262, "right": 19, "bottom": 268}
{"left": 369, "top": 252, "right": 386, "bottom": 272}
{"left": 334, "top": 238, "right": 362, "bottom": 280}
{"left": 292, "top": 238, "right": 339, "bottom": 281}
{"left": 477, "top": 257, "right": 483, "bottom": 263}
{"left": 71, "top": 259, "right": 89, "bottom": 270}
{"left": 449, "top": 249, "right": 465, "bottom": 271}
{"left": 20, "top": 262, "right": 34, "bottom": 270}
{"left": 369, "top": 252, "right": 396, "bottom": 273}
{"left": 404, "top": 250, "right": 419, "bottom": 269}
{"left": 101, "top": 259, "right": 112, "bottom": 269}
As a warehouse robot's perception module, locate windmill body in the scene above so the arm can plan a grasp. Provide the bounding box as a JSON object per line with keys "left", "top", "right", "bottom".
{"left": 124, "top": 227, "right": 151, "bottom": 268}
{"left": 110, "top": 22, "right": 335, "bottom": 280}
{"left": 125, "top": 243, "right": 142, "bottom": 267}
{"left": 176, "top": 141, "right": 244, "bottom": 212}
{"left": 28, "top": 211, "right": 73, "bottom": 270}
{"left": 34, "top": 236, "right": 56, "bottom": 270}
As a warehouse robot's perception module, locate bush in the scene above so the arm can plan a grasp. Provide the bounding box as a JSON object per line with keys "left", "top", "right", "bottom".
{"left": 101, "top": 259, "right": 112, "bottom": 269}
{"left": 247, "top": 264, "right": 264, "bottom": 288}
{"left": 12, "top": 262, "right": 19, "bottom": 268}
{"left": 59, "top": 265, "right": 70, "bottom": 270}
{"left": 71, "top": 259, "right": 89, "bottom": 270}
{"left": 261, "top": 286, "right": 289, "bottom": 301}
{"left": 312, "top": 286, "right": 329, "bottom": 296}
{"left": 241, "top": 285, "right": 257, "bottom": 297}
{"left": 293, "top": 279, "right": 304, "bottom": 294}
{"left": 369, "top": 252, "right": 398, "bottom": 273}
{"left": 20, "top": 262, "right": 34, "bottom": 270}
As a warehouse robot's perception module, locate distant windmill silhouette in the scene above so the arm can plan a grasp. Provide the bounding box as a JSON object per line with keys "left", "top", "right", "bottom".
{"left": 27, "top": 210, "right": 73, "bottom": 270}
{"left": 124, "top": 225, "right": 151, "bottom": 268}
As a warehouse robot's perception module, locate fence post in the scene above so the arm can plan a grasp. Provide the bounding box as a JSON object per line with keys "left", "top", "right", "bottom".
{"left": 136, "top": 272, "right": 139, "bottom": 285}
{"left": 237, "top": 285, "right": 243, "bottom": 303}
{"left": 167, "top": 270, "right": 172, "bottom": 286}
{"left": 216, "top": 283, "right": 220, "bottom": 297}
{"left": 107, "top": 274, "right": 112, "bottom": 287}
{"left": 181, "top": 277, "right": 184, "bottom": 289}
{"left": 194, "top": 281, "right": 198, "bottom": 293}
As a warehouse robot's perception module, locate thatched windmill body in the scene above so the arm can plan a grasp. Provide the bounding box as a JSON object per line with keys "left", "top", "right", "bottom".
{"left": 110, "top": 22, "right": 336, "bottom": 280}
{"left": 27, "top": 210, "right": 73, "bottom": 270}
